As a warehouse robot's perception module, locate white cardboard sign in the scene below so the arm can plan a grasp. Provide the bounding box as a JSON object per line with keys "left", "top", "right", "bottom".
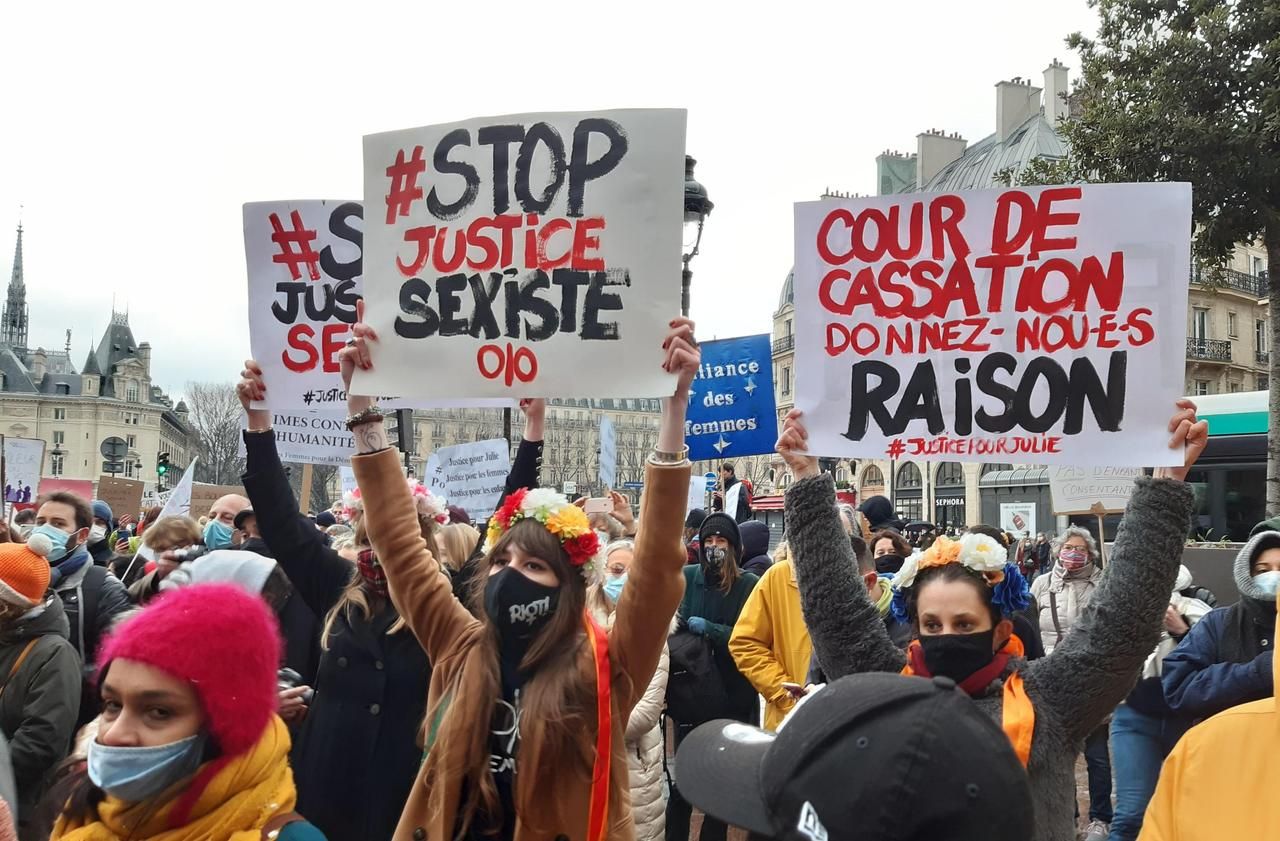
{"left": 427, "top": 439, "right": 511, "bottom": 520}
{"left": 687, "top": 475, "right": 706, "bottom": 514}
{"left": 598, "top": 416, "right": 617, "bottom": 490}
{"left": 3, "top": 437, "right": 44, "bottom": 505}
{"left": 999, "top": 502, "right": 1037, "bottom": 539}
{"left": 355, "top": 109, "right": 687, "bottom": 399}
{"left": 793, "top": 183, "right": 1192, "bottom": 466}
{"left": 1049, "top": 466, "right": 1142, "bottom": 515}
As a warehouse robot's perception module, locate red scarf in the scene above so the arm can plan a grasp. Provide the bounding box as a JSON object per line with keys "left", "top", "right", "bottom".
{"left": 906, "top": 642, "right": 1012, "bottom": 696}
{"left": 356, "top": 549, "right": 389, "bottom": 597}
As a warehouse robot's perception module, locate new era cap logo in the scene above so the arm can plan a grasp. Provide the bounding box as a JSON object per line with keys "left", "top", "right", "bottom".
{"left": 796, "top": 801, "right": 828, "bottom": 841}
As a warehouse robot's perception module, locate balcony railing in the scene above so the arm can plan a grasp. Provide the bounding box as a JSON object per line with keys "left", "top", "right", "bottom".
{"left": 1190, "top": 265, "right": 1267, "bottom": 297}
{"left": 1257, "top": 350, "right": 1270, "bottom": 366}
{"left": 1187, "top": 337, "right": 1232, "bottom": 362}
{"left": 772, "top": 335, "right": 795, "bottom": 354}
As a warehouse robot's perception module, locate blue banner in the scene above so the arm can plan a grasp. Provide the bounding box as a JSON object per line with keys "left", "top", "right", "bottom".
{"left": 685, "top": 334, "right": 778, "bottom": 462}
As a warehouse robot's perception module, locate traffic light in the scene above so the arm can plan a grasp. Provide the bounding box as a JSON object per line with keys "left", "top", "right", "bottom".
{"left": 157, "top": 453, "right": 170, "bottom": 476}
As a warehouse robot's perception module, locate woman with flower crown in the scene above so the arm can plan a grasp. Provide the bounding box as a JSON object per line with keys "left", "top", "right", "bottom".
{"left": 237, "top": 359, "right": 520, "bottom": 841}
{"left": 775, "top": 403, "right": 1209, "bottom": 841}
{"left": 336, "top": 308, "right": 698, "bottom": 841}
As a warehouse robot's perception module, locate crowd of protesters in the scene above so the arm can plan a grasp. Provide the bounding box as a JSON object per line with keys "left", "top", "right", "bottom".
{"left": 0, "top": 309, "right": 1265, "bottom": 841}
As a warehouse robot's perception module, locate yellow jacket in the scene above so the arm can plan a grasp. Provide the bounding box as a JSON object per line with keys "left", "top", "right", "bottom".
{"left": 1139, "top": 611, "right": 1280, "bottom": 841}
{"left": 729, "top": 560, "right": 811, "bottom": 730}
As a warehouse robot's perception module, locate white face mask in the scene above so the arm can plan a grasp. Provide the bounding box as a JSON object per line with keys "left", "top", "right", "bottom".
{"left": 89, "top": 525, "right": 108, "bottom": 544}
{"left": 1253, "top": 570, "right": 1280, "bottom": 598}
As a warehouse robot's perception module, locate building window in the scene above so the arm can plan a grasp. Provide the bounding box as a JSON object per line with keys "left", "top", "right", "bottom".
{"left": 127, "top": 381, "right": 139, "bottom": 403}
{"left": 55, "top": 383, "right": 70, "bottom": 395}
{"left": 127, "top": 434, "right": 136, "bottom": 449}
{"left": 897, "top": 462, "right": 922, "bottom": 489}
{"left": 782, "top": 366, "right": 791, "bottom": 395}
{"left": 124, "top": 460, "right": 136, "bottom": 479}
{"left": 1192, "top": 308, "right": 1209, "bottom": 340}
{"left": 785, "top": 319, "right": 793, "bottom": 337}
{"left": 53, "top": 408, "right": 66, "bottom": 421}
{"left": 52, "top": 431, "right": 64, "bottom": 446}
{"left": 1257, "top": 320, "right": 1268, "bottom": 354}
{"left": 50, "top": 453, "right": 64, "bottom": 476}
{"left": 1228, "top": 312, "right": 1238, "bottom": 337}
{"left": 1229, "top": 381, "right": 1242, "bottom": 393}
{"left": 1253, "top": 256, "right": 1266, "bottom": 277}
{"left": 1193, "top": 380, "right": 1211, "bottom": 396}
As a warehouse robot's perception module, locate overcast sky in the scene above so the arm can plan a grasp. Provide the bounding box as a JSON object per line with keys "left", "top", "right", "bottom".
{"left": 0, "top": 0, "right": 1099, "bottom": 400}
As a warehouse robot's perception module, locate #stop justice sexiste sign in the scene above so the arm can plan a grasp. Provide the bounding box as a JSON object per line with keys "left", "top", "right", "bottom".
{"left": 793, "top": 183, "right": 1192, "bottom": 467}
{"left": 353, "top": 109, "right": 687, "bottom": 400}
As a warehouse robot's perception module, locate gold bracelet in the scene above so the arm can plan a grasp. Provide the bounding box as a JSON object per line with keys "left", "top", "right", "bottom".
{"left": 649, "top": 445, "right": 690, "bottom": 465}
{"left": 246, "top": 426, "right": 273, "bottom": 435}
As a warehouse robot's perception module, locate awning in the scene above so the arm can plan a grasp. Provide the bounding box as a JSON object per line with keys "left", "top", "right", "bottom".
{"left": 979, "top": 467, "right": 1050, "bottom": 489}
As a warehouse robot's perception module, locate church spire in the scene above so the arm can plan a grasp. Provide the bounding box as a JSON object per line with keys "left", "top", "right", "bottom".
{"left": 2, "top": 223, "right": 28, "bottom": 351}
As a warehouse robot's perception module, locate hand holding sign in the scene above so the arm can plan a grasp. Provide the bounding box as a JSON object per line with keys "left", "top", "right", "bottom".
{"left": 1153, "top": 399, "right": 1208, "bottom": 483}
{"left": 238, "top": 360, "right": 273, "bottom": 430}
{"left": 775, "top": 409, "right": 820, "bottom": 482}
{"left": 340, "top": 300, "right": 379, "bottom": 417}
{"left": 657, "top": 318, "right": 700, "bottom": 456}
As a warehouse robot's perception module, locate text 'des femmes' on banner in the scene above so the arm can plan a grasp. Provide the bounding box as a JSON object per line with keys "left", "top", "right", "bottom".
{"left": 793, "top": 183, "right": 1191, "bottom": 466}
{"left": 354, "top": 109, "right": 687, "bottom": 400}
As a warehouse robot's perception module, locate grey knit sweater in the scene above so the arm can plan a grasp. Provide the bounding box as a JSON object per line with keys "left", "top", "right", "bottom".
{"left": 786, "top": 473, "right": 1193, "bottom": 841}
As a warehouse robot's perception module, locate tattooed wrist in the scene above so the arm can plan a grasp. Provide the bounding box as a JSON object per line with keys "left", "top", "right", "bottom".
{"left": 353, "top": 420, "right": 390, "bottom": 454}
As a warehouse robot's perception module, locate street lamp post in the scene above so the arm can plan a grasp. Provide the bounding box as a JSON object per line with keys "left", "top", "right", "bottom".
{"left": 682, "top": 156, "right": 714, "bottom": 317}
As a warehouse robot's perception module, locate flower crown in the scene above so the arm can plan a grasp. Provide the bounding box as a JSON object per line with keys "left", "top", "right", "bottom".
{"left": 342, "top": 480, "right": 449, "bottom": 526}
{"left": 485, "top": 487, "right": 602, "bottom": 577}
{"left": 889, "top": 533, "right": 1031, "bottom": 624}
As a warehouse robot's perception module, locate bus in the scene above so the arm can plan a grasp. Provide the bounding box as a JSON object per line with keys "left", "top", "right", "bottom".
{"left": 1190, "top": 391, "right": 1268, "bottom": 541}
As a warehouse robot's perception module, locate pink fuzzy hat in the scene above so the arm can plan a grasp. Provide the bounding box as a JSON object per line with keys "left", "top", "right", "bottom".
{"left": 96, "top": 583, "right": 282, "bottom": 758}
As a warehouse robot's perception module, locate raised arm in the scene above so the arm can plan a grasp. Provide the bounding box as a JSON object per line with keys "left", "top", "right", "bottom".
{"left": 779, "top": 411, "right": 905, "bottom": 678}
{"left": 238, "top": 362, "right": 355, "bottom": 618}
{"left": 339, "top": 305, "right": 480, "bottom": 660}
{"left": 1027, "top": 401, "right": 1204, "bottom": 744}
{"left": 610, "top": 317, "right": 696, "bottom": 715}
{"left": 503, "top": 399, "right": 545, "bottom": 501}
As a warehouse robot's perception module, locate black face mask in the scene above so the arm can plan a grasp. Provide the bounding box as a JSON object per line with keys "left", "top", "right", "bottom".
{"left": 483, "top": 566, "right": 560, "bottom": 645}
{"left": 704, "top": 546, "right": 727, "bottom": 568}
{"left": 918, "top": 630, "right": 995, "bottom": 683}
{"left": 875, "top": 553, "right": 905, "bottom": 575}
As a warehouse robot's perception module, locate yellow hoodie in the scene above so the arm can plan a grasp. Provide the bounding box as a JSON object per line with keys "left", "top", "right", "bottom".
{"left": 1138, "top": 610, "right": 1280, "bottom": 840}
{"left": 729, "top": 560, "right": 812, "bottom": 731}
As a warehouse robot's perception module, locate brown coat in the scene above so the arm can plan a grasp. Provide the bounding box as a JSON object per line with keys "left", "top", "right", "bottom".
{"left": 354, "top": 448, "right": 690, "bottom": 841}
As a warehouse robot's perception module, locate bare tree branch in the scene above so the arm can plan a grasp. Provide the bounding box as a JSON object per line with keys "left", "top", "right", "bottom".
{"left": 184, "top": 382, "right": 244, "bottom": 486}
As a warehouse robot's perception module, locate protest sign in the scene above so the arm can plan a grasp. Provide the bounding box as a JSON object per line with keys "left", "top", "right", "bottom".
{"left": 684, "top": 334, "right": 778, "bottom": 461}
{"left": 999, "top": 503, "right": 1036, "bottom": 538}
{"left": 238, "top": 408, "right": 355, "bottom": 466}
{"left": 687, "top": 475, "right": 706, "bottom": 514}
{"left": 37, "top": 478, "right": 93, "bottom": 500}
{"left": 428, "top": 439, "right": 511, "bottom": 520}
{"left": 245, "top": 200, "right": 520, "bottom": 413}
{"left": 244, "top": 200, "right": 363, "bottom": 410}
{"left": 793, "top": 183, "right": 1192, "bottom": 466}
{"left": 2, "top": 437, "right": 44, "bottom": 506}
{"left": 339, "top": 466, "right": 357, "bottom": 500}
{"left": 354, "top": 109, "right": 687, "bottom": 400}
{"left": 190, "top": 483, "right": 247, "bottom": 520}
{"left": 1049, "top": 466, "right": 1142, "bottom": 515}
{"left": 725, "top": 482, "right": 744, "bottom": 521}
{"left": 97, "top": 476, "right": 144, "bottom": 522}
{"left": 598, "top": 417, "right": 617, "bottom": 490}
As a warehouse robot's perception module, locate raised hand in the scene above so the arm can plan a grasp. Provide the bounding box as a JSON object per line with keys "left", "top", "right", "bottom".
{"left": 337, "top": 299, "right": 379, "bottom": 416}
{"left": 776, "top": 409, "right": 820, "bottom": 481}
{"left": 1153, "top": 399, "right": 1208, "bottom": 482}
{"left": 657, "top": 317, "right": 699, "bottom": 456}
{"left": 237, "top": 360, "right": 272, "bottom": 431}
{"left": 519, "top": 398, "right": 546, "bottom": 441}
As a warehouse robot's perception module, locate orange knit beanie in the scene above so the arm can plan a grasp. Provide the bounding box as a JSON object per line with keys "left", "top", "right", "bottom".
{"left": 0, "top": 534, "right": 52, "bottom": 606}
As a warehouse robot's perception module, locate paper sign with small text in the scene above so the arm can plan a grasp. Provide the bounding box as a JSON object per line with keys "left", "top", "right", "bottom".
{"left": 684, "top": 334, "right": 779, "bottom": 461}
{"left": 426, "top": 439, "right": 511, "bottom": 520}
{"left": 793, "top": 183, "right": 1191, "bottom": 466}
{"left": 1049, "top": 466, "right": 1143, "bottom": 515}
{"left": 354, "top": 109, "right": 687, "bottom": 399}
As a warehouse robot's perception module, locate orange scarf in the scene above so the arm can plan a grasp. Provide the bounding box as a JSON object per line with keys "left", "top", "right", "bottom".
{"left": 901, "top": 634, "right": 1035, "bottom": 767}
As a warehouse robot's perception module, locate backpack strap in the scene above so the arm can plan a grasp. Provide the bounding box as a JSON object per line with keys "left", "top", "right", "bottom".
{"left": 261, "top": 811, "right": 304, "bottom": 839}
{"left": 0, "top": 638, "right": 40, "bottom": 703}
{"left": 1048, "top": 591, "right": 1063, "bottom": 638}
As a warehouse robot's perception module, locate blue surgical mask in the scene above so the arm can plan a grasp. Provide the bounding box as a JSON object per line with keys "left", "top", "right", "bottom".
{"left": 31, "top": 524, "right": 72, "bottom": 563}
{"left": 203, "top": 520, "right": 233, "bottom": 550}
{"left": 1253, "top": 571, "right": 1280, "bottom": 598}
{"left": 87, "top": 734, "right": 206, "bottom": 802}
{"left": 603, "top": 574, "right": 628, "bottom": 603}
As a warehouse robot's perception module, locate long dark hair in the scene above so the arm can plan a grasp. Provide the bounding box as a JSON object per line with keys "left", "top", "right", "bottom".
{"left": 425, "top": 518, "right": 629, "bottom": 837}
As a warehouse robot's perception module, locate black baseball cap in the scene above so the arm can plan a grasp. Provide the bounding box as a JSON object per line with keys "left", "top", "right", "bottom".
{"left": 233, "top": 508, "right": 256, "bottom": 531}
{"left": 675, "top": 672, "right": 1033, "bottom": 841}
